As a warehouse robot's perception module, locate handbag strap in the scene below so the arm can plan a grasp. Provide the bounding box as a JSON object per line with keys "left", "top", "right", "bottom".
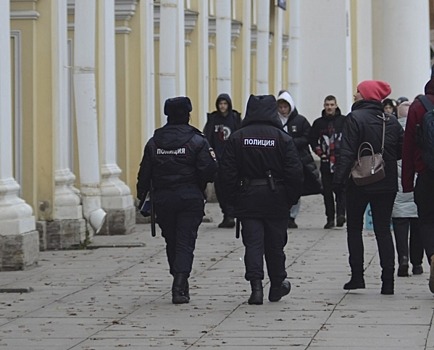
{"left": 376, "top": 113, "right": 387, "bottom": 155}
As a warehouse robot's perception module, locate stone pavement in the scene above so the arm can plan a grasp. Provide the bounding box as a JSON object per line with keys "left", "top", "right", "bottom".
{"left": 0, "top": 195, "right": 434, "bottom": 349}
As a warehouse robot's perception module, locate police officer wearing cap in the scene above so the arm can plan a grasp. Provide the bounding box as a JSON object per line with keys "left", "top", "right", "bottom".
{"left": 137, "top": 96, "right": 218, "bottom": 304}
{"left": 219, "top": 94, "right": 303, "bottom": 305}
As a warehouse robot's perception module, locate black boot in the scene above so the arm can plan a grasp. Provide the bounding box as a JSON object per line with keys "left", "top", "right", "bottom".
{"left": 172, "top": 274, "right": 189, "bottom": 304}
{"left": 381, "top": 269, "right": 394, "bottom": 295}
{"left": 248, "top": 280, "right": 263, "bottom": 305}
{"left": 343, "top": 274, "right": 365, "bottom": 290}
{"left": 184, "top": 279, "right": 190, "bottom": 301}
{"left": 269, "top": 280, "right": 291, "bottom": 302}
{"left": 381, "top": 280, "right": 394, "bottom": 295}
{"left": 397, "top": 256, "right": 409, "bottom": 277}
{"left": 218, "top": 216, "right": 235, "bottom": 228}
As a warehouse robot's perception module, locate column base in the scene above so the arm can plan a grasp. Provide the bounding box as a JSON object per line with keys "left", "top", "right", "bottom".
{"left": 0, "top": 230, "right": 39, "bottom": 271}
{"left": 44, "top": 218, "right": 86, "bottom": 250}
{"left": 97, "top": 206, "right": 135, "bottom": 235}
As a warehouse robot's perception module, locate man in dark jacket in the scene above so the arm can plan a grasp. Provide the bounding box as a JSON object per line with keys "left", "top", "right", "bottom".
{"left": 402, "top": 66, "right": 434, "bottom": 293}
{"left": 333, "top": 80, "right": 404, "bottom": 295}
{"left": 220, "top": 94, "right": 303, "bottom": 305}
{"left": 204, "top": 93, "right": 242, "bottom": 228}
{"left": 137, "top": 96, "right": 218, "bottom": 304}
{"left": 277, "top": 90, "right": 322, "bottom": 229}
{"left": 310, "top": 95, "right": 346, "bottom": 229}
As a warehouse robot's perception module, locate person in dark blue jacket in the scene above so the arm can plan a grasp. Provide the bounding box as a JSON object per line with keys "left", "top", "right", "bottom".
{"left": 220, "top": 94, "right": 303, "bottom": 305}
{"left": 137, "top": 96, "right": 218, "bottom": 304}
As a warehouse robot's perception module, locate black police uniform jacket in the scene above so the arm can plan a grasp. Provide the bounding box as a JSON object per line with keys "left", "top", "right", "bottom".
{"left": 136, "top": 123, "right": 218, "bottom": 202}
{"left": 219, "top": 95, "right": 304, "bottom": 219}
{"left": 333, "top": 99, "right": 404, "bottom": 193}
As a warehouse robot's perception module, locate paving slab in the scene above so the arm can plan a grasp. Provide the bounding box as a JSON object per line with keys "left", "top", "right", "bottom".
{"left": 0, "top": 195, "right": 433, "bottom": 349}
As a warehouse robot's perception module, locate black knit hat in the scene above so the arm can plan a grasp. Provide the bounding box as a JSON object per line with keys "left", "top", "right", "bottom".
{"left": 164, "top": 96, "right": 192, "bottom": 124}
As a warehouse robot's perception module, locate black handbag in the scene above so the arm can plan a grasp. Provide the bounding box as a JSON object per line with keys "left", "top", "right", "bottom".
{"left": 350, "top": 114, "right": 387, "bottom": 186}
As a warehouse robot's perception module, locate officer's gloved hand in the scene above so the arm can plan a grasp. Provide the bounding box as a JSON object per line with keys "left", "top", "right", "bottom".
{"left": 138, "top": 197, "right": 151, "bottom": 217}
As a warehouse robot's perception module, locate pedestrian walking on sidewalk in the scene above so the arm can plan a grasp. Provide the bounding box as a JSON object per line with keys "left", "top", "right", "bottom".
{"left": 402, "top": 65, "right": 434, "bottom": 293}
{"left": 333, "top": 80, "right": 404, "bottom": 295}
{"left": 219, "top": 94, "right": 303, "bottom": 305}
{"left": 276, "top": 90, "right": 322, "bottom": 229}
{"left": 310, "top": 95, "right": 346, "bottom": 229}
{"left": 203, "top": 93, "right": 242, "bottom": 229}
{"left": 392, "top": 101, "right": 423, "bottom": 277}
{"left": 137, "top": 96, "right": 218, "bottom": 304}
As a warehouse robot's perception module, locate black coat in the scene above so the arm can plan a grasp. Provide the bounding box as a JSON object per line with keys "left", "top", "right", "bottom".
{"left": 284, "top": 109, "right": 322, "bottom": 196}
{"left": 309, "top": 108, "right": 346, "bottom": 172}
{"left": 220, "top": 95, "right": 303, "bottom": 218}
{"left": 136, "top": 124, "right": 218, "bottom": 201}
{"left": 203, "top": 93, "right": 242, "bottom": 159}
{"left": 333, "top": 100, "right": 404, "bottom": 193}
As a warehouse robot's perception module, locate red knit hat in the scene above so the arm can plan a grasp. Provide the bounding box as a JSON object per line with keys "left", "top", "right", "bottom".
{"left": 357, "top": 80, "right": 391, "bottom": 101}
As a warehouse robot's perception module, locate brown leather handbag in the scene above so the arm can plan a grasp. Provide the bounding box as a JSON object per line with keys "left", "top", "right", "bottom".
{"left": 350, "top": 115, "right": 387, "bottom": 186}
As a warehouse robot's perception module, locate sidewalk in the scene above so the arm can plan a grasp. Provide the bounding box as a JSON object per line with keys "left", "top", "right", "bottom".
{"left": 0, "top": 195, "right": 433, "bottom": 349}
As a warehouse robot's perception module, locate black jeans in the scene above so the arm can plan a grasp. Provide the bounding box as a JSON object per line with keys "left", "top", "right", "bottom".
{"left": 346, "top": 185, "right": 396, "bottom": 280}
{"left": 214, "top": 173, "right": 234, "bottom": 218}
{"left": 392, "top": 217, "right": 423, "bottom": 266}
{"left": 414, "top": 169, "right": 434, "bottom": 259}
{"left": 241, "top": 217, "right": 288, "bottom": 282}
{"left": 321, "top": 168, "right": 346, "bottom": 221}
{"left": 155, "top": 193, "right": 204, "bottom": 277}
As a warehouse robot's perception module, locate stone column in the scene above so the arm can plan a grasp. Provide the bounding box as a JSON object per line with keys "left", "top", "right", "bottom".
{"left": 176, "top": 0, "right": 186, "bottom": 96}
{"left": 197, "top": 0, "right": 209, "bottom": 126}
{"left": 0, "top": 1, "right": 39, "bottom": 270}
{"left": 355, "top": 0, "right": 373, "bottom": 83}
{"left": 97, "top": 0, "right": 135, "bottom": 235}
{"left": 215, "top": 0, "right": 232, "bottom": 95}
{"left": 50, "top": 0, "right": 86, "bottom": 249}
{"left": 273, "top": 5, "right": 283, "bottom": 94}
{"left": 159, "top": 0, "right": 180, "bottom": 125}
{"left": 288, "top": 0, "right": 301, "bottom": 103}
{"left": 372, "top": 0, "right": 431, "bottom": 99}
{"left": 255, "top": 0, "right": 270, "bottom": 94}
{"left": 73, "top": 0, "right": 107, "bottom": 239}
{"left": 140, "top": 0, "right": 156, "bottom": 140}
{"left": 241, "top": 1, "right": 251, "bottom": 109}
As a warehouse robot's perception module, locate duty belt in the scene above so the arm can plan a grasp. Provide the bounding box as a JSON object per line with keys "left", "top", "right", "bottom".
{"left": 245, "top": 178, "right": 283, "bottom": 186}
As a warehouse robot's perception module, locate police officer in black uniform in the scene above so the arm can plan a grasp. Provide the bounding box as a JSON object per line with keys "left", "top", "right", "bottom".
{"left": 219, "top": 94, "right": 303, "bottom": 305}
{"left": 136, "top": 96, "right": 218, "bottom": 304}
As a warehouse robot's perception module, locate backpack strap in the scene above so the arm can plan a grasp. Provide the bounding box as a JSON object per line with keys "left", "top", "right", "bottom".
{"left": 417, "top": 95, "right": 434, "bottom": 112}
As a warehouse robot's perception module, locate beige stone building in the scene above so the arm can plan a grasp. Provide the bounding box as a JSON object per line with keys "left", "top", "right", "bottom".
{"left": 0, "top": 0, "right": 433, "bottom": 270}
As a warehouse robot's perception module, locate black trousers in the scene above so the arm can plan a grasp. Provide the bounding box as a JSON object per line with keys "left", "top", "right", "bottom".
{"left": 214, "top": 173, "right": 234, "bottom": 218}
{"left": 414, "top": 169, "right": 434, "bottom": 260}
{"left": 321, "top": 168, "right": 346, "bottom": 221}
{"left": 155, "top": 194, "right": 204, "bottom": 277}
{"left": 392, "top": 217, "right": 423, "bottom": 266}
{"left": 346, "top": 185, "right": 396, "bottom": 280}
{"left": 241, "top": 217, "right": 288, "bottom": 283}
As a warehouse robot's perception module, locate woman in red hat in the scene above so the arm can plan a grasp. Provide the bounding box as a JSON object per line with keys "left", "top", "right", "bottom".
{"left": 333, "top": 80, "right": 404, "bottom": 295}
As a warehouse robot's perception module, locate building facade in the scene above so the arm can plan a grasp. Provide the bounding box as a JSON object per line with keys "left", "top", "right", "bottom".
{"left": 0, "top": 0, "right": 432, "bottom": 269}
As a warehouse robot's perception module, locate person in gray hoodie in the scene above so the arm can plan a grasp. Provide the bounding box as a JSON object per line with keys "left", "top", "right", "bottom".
{"left": 392, "top": 100, "right": 423, "bottom": 277}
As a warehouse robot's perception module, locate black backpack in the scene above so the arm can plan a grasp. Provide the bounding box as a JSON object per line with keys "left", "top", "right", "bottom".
{"left": 417, "top": 95, "right": 434, "bottom": 171}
